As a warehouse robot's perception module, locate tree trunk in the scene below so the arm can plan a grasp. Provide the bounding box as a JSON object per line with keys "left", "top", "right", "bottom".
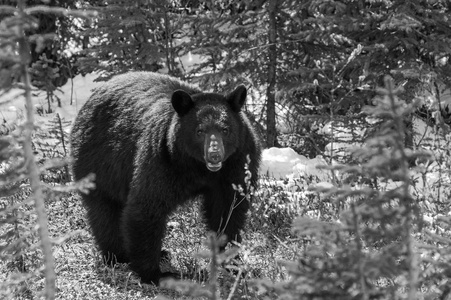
{"left": 163, "top": 7, "right": 175, "bottom": 75}
{"left": 266, "top": 0, "right": 278, "bottom": 147}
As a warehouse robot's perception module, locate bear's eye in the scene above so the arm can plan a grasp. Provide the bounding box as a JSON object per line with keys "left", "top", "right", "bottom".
{"left": 222, "top": 128, "right": 229, "bottom": 135}
{"left": 197, "top": 129, "right": 204, "bottom": 136}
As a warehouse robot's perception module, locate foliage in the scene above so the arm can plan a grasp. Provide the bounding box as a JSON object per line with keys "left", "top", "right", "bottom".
{"left": 254, "top": 77, "right": 451, "bottom": 299}
{"left": 0, "top": 2, "right": 96, "bottom": 299}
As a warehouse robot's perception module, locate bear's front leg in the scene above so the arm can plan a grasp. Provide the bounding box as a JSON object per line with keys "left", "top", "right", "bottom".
{"left": 202, "top": 184, "right": 249, "bottom": 248}
{"left": 121, "top": 202, "right": 177, "bottom": 284}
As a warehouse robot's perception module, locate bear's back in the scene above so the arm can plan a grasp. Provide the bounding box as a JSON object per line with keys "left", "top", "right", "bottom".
{"left": 70, "top": 72, "right": 201, "bottom": 200}
{"left": 91, "top": 72, "right": 200, "bottom": 122}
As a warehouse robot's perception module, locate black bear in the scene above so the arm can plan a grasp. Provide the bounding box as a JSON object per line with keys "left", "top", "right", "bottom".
{"left": 70, "top": 72, "right": 261, "bottom": 284}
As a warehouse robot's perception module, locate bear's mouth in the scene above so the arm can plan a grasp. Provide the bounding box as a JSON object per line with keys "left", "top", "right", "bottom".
{"left": 206, "top": 162, "right": 222, "bottom": 172}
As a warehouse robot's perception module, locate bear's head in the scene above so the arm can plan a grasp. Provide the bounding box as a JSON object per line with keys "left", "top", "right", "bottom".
{"left": 171, "top": 86, "right": 247, "bottom": 172}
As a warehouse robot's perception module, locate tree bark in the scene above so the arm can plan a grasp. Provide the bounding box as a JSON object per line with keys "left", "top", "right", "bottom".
{"left": 266, "top": 0, "right": 278, "bottom": 147}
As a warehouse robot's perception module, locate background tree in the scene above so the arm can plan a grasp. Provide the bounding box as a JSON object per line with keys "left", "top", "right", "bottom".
{"left": 79, "top": 0, "right": 187, "bottom": 79}
{"left": 265, "top": 0, "right": 277, "bottom": 147}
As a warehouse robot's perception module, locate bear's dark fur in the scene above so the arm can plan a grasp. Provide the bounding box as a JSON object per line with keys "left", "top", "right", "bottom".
{"left": 70, "top": 72, "right": 261, "bottom": 284}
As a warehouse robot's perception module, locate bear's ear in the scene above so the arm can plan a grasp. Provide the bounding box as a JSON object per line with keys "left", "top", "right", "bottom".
{"left": 227, "top": 85, "right": 247, "bottom": 112}
{"left": 172, "top": 90, "right": 194, "bottom": 116}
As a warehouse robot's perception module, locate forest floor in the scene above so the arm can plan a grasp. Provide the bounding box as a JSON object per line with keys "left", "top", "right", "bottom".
{"left": 1, "top": 182, "right": 299, "bottom": 300}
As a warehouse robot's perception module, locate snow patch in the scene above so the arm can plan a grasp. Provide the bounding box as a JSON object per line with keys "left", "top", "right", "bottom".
{"left": 259, "top": 147, "right": 329, "bottom": 180}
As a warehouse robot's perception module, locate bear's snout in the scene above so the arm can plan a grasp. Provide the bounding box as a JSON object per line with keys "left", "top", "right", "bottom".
{"left": 204, "top": 132, "right": 225, "bottom": 172}
{"left": 205, "top": 150, "right": 224, "bottom": 172}
{"left": 208, "top": 151, "right": 223, "bottom": 164}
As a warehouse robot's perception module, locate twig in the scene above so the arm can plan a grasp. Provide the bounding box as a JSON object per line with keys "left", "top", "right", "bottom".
{"left": 385, "top": 76, "right": 418, "bottom": 299}
{"left": 226, "top": 268, "right": 243, "bottom": 300}
{"left": 351, "top": 203, "right": 368, "bottom": 300}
